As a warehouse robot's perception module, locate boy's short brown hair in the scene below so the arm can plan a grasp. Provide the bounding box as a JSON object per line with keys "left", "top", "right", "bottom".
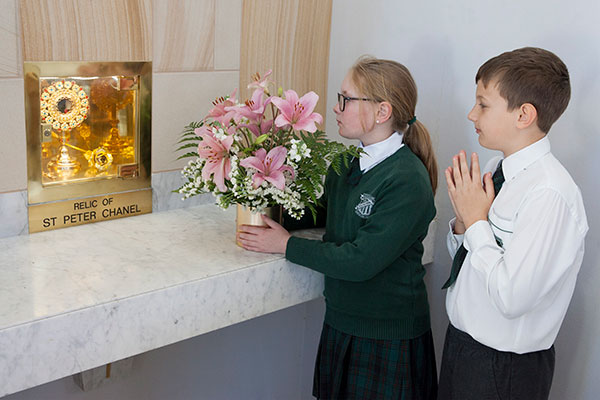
{"left": 476, "top": 47, "right": 570, "bottom": 133}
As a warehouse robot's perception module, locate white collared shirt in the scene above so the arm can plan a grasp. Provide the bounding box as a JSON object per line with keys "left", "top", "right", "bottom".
{"left": 446, "top": 136, "right": 588, "bottom": 353}
{"left": 359, "top": 132, "right": 404, "bottom": 173}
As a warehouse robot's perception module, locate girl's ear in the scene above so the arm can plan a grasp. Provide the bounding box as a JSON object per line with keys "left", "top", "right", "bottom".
{"left": 516, "top": 103, "right": 538, "bottom": 129}
{"left": 376, "top": 101, "right": 393, "bottom": 123}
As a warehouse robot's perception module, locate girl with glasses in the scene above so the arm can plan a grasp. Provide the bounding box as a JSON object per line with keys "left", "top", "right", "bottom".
{"left": 238, "top": 56, "right": 438, "bottom": 399}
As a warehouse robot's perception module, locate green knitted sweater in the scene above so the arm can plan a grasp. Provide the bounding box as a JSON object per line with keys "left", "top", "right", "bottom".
{"left": 286, "top": 146, "right": 436, "bottom": 340}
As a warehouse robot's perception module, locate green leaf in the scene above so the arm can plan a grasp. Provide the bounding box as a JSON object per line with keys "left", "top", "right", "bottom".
{"left": 177, "top": 136, "right": 201, "bottom": 144}
{"left": 307, "top": 203, "right": 318, "bottom": 224}
{"left": 176, "top": 142, "right": 199, "bottom": 152}
{"left": 177, "top": 152, "right": 198, "bottom": 160}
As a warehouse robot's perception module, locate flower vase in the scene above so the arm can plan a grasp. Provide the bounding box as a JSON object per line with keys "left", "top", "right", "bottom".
{"left": 236, "top": 204, "right": 282, "bottom": 247}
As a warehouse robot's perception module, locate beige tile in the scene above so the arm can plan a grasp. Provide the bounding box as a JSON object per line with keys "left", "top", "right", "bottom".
{"left": 214, "top": 0, "right": 241, "bottom": 70}
{"left": 240, "top": 0, "right": 332, "bottom": 125}
{"left": 20, "top": 0, "right": 152, "bottom": 61}
{"left": 0, "top": 0, "right": 20, "bottom": 77}
{"left": 152, "top": 70, "right": 239, "bottom": 172}
{"left": 0, "top": 78, "right": 27, "bottom": 192}
{"left": 153, "top": 0, "right": 215, "bottom": 72}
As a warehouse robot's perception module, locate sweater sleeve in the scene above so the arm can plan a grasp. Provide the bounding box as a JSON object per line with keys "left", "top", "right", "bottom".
{"left": 285, "top": 177, "right": 434, "bottom": 282}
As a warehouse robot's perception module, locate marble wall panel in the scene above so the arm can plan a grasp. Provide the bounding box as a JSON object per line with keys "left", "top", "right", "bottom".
{"left": 0, "top": 0, "right": 20, "bottom": 77}
{"left": 152, "top": 170, "right": 215, "bottom": 212}
{"left": 153, "top": 0, "right": 215, "bottom": 72}
{"left": 214, "top": 0, "right": 242, "bottom": 70}
{"left": 0, "top": 78, "right": 27, "bottom": 193}
{"left": 0, "top": 168, "right": 214, "bottom": 238}
{"left": 152, "top": 70, "right": 239, "bottom": 172}
{"left": 239, "top": 0, "right": 332, "bottom": 123}
{"left": 0, "top": 190, "right": 28, "bottom": 238}
{"left": 20, "top": 0, "right": 152, "bottom": 61}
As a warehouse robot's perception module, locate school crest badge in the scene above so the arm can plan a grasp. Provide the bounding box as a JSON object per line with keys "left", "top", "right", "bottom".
{"left": 355, "top": 193, "right": 375, "bottom": 218}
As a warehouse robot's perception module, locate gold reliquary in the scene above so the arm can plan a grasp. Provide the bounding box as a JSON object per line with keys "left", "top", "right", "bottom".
{"left": 24, "top": 62, "right": 152, "bottom": 233}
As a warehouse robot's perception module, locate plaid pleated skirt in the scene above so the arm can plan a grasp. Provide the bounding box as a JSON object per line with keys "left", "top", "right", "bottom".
{"left": 313, "top": 323, "right": 437, "bottom": 400}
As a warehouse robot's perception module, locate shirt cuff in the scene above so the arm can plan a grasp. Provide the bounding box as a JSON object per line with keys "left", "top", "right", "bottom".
{"left": 464, "top": 220, "right": 496, "bottom": 252}
{"left": 448, "top": 218, "right": 464, "bottom": 245}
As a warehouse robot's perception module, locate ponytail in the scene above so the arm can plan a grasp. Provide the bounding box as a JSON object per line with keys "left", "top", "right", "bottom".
{"left": 403, "top": 121, "right": 438, "bottom": 194}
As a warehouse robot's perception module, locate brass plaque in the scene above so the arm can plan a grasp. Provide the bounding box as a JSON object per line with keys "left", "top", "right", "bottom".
{"left": 28, "top": 189, "right": 152, "bottom": 233}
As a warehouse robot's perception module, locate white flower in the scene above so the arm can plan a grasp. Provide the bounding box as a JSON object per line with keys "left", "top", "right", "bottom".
{"left": 212, "top": 126, "right": 228, "bottom": 140}
{"left": 288, "top": 147, "right": 301, "bottom": 162}
{"left": 287, "top": 140, "right": 311, "bottom": 163}
{"left": 302, "top": 146, "right": 311, "bottom": 158}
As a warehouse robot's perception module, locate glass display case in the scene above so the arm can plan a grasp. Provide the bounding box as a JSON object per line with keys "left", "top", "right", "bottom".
{"left": 24, "top": 62, "right": 152, "bottom": 233}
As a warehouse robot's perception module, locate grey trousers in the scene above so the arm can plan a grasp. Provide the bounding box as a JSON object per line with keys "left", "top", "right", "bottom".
{"left": 438, "top": 324, "right": 555, "bottom": 400}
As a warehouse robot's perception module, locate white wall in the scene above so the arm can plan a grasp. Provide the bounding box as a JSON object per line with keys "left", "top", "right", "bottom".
{"left": 326, "top": 1, "right": 600, "bottom": 399}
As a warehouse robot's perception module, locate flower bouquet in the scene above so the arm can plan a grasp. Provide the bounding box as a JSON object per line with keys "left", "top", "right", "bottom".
{"left": 177, "top": 70, "right": 360, "bottom": 222}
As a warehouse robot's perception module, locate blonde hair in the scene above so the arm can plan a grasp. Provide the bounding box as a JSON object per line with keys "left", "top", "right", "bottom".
{"left": 350, "top": 56, "right": 438, "bottom": 193}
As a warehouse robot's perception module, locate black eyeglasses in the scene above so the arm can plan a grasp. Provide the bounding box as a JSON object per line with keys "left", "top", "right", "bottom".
{"left": 337, "top": 93, "right": 375, "bottom": 112}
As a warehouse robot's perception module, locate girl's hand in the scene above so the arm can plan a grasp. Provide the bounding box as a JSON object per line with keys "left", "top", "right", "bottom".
{"left": 237, "top": 215, "right": 291, "bottom": 254}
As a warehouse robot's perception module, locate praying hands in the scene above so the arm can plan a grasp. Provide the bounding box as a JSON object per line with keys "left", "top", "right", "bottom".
{"left": 445, "top": 150, "right": 495, "bottom": 232}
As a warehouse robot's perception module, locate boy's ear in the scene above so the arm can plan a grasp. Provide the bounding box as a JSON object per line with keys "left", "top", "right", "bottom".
{"left": 376, "top": 101, "right": 393, "bottom": 124}
{"left": 516, "top": 103, "right": 538, "bottom": 129}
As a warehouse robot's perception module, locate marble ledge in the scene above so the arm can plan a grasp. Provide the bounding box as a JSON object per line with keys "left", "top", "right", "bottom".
{"left": 0, "top": 204, "right": 324, "bottom": 397}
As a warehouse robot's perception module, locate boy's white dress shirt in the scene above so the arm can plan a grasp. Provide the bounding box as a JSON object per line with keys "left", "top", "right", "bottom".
{"left": 446, "top": 136, "right": 588, "bottom": 354}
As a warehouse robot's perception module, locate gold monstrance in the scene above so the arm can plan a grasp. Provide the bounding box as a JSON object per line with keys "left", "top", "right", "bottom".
{"left": 41, "top": 80, "right": 90, "bottom": 179}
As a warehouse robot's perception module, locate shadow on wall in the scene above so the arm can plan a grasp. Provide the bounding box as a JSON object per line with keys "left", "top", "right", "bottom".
{"left": 402, "top": 36, "right": 468, "bottom": 369}
{"left": 545, "top": 32, "right": 600, "bottom": 400}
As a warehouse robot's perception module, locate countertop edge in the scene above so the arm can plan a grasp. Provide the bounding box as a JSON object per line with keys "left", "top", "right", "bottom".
{"left": 0, "top": 256, "right": 324, "bottom": 397}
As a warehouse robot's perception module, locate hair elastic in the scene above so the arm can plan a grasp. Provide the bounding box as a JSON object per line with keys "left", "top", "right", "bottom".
{"left": 407, "top": 116, "right": 417, "bottom": 126}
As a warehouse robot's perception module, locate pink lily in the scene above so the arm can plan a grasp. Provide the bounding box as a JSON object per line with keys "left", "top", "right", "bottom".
{"left": 270, "top": 90, "right": 323, "bottom": 132}
{"left": 240, "top": 146, "right": 294, "bottom": 190}
{"left": 195, "top": 126, "right": 234, "bottom": 192}
{"left": 206, "top": 89, "right": 237, "bottom": 125}
{"left": 239, "top": 119, "right": 273, "bottom": 138}
{"left": 247, "top": 69, "right": 272, "bottom": 91}
{"left": 227, "top": 88, "right": 271, "bottom": 123}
